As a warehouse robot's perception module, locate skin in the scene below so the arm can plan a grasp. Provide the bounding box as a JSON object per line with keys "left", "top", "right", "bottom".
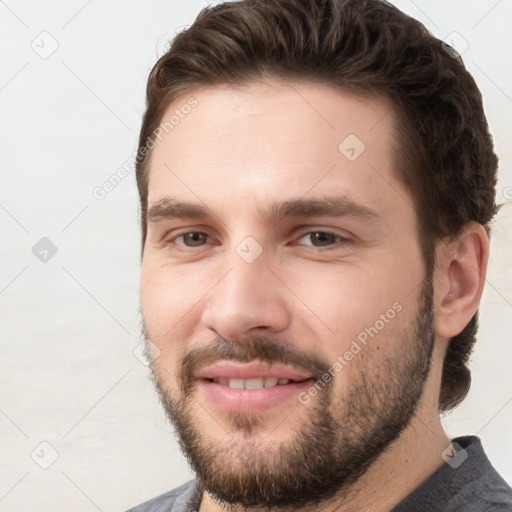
{"left": 140, "top": 79, "right": 489, "bottom": 512}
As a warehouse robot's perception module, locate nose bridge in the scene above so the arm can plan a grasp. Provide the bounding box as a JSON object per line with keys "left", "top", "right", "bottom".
{"left": 200, "top": 244, "right": 289, "bottom": 339}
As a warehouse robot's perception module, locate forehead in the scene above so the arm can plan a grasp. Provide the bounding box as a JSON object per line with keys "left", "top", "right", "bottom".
{"left": 146, "top": 79, "right": 408, "bottom": 218}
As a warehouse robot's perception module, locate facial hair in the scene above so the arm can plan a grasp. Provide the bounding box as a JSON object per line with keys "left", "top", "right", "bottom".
{"left": 144, "top": 278, "right": 435, "bottom": 511}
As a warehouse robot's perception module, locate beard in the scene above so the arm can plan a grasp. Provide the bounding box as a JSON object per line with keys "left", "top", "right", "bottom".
{"left": 143, "top": 277, "right": 435, "bottom": 511}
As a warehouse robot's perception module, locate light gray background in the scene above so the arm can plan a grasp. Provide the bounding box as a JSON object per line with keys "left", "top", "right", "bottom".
{"left": 1, "top": 1, "right": 511, "bottom": 511}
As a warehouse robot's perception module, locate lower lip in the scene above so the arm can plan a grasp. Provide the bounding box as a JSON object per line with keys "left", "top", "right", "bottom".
{"left": 197, "top": 379, "right": 313, "bottom": 414}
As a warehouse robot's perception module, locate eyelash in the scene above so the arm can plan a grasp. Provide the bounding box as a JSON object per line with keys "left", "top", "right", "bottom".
{"left": 165, "top": 229, "right": 350, "bottom": 250}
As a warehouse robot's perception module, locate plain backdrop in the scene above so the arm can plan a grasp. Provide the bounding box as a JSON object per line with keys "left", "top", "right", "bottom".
{"left": 1, "top": 1, "right": 511, "bottom": 511}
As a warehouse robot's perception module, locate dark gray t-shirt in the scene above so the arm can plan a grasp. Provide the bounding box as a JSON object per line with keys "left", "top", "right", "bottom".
{"left": 126, "top": 435, "right": 512, "bottom": 511}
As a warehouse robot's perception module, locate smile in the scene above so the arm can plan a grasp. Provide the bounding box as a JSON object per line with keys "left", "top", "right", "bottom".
{"left": 209, "top": 377, "right": 308, "bottom": 389}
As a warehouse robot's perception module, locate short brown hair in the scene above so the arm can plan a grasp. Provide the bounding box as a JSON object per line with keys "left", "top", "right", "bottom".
{"left": 135, "top": 0, "right": 499, "bottom": 412}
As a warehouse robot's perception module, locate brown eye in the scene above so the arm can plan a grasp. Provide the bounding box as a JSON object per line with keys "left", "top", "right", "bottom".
{"left": 175, "top": 232, "right": 210, "bottom": 247}
{"left": 297, "top": 231, "right": 345, "bottom": 248}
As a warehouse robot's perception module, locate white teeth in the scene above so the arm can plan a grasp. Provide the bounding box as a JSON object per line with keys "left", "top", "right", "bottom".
{"left": 212, "top": 377, "right": 292, "bottom": 388}
{"left": 244, "top": 378, "right": 264, "bottom": 389}
{"left": 229, "top": 378, "right": 245, "bottom": 389}
{"left": 264, "top": 377, "right": 279, "bottom": 387}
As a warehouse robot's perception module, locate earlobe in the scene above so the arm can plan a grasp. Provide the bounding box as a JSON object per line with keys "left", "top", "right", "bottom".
{"left": 434, "top": 222, "right": 489, "bottom": 339}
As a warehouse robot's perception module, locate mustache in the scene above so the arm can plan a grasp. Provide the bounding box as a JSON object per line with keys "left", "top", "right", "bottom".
{"left": 178, "top": 336, "right": 332, "bottom": 395}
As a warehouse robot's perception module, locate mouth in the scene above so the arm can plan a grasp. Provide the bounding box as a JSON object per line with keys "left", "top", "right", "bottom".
{"left": 194, "top": 362, "right": 316, "bottom": 414}
{"left": 204, "top": 376, "right": 312, "bottom": 389}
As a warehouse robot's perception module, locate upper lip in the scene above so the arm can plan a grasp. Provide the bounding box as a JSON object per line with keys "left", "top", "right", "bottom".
{"left": 194, "top": 362, "right": 312, "bottom": 381}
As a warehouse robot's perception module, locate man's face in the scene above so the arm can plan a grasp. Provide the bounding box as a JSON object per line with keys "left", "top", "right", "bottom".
{"left": 140, "top": 80, "right": 435, "bottom": 508}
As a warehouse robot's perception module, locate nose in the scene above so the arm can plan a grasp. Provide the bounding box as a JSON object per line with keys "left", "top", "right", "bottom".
{"left": 200, "top": 255, "right": 290, "bottom": 341}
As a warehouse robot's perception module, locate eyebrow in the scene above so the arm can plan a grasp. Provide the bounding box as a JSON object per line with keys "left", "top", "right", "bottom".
{"left": 146, "top": 196, "right": 380, "bottom": 225}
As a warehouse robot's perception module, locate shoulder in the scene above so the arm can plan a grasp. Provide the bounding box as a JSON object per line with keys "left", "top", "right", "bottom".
{"left": 125, "top": 479, "right": 199, "bottom": 512}
{"left": 447, "top": 477, "right": 512, "bottom": 512}
{"left": 392, "top": 436, "right": 512, "bottom": 512}
{"left": 445, "top": 436, "right": 512, "bottom": 512}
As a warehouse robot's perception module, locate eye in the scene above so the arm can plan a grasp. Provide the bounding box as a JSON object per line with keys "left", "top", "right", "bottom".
{"left": 295, "top": 231, "right": 348, "bottom": 248}
{"left": 173, "top": 232, "right": 211, "bottom": 247}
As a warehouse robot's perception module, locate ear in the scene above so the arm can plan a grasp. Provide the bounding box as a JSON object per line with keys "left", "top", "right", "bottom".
{"left": 434, "top": 222, "right": 490, "bottom": 338}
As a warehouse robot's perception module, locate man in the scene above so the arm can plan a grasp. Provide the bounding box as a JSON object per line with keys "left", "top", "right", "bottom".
{"left": 127, "top": 0, "right": 512, "bottom": 510}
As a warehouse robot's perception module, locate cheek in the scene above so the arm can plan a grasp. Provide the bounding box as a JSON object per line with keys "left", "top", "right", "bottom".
{"left": 285, "top": 260, "right": 417, "bottom": 355}
{"left": 140, "top": 261, "right": 205, "bottom": 344}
